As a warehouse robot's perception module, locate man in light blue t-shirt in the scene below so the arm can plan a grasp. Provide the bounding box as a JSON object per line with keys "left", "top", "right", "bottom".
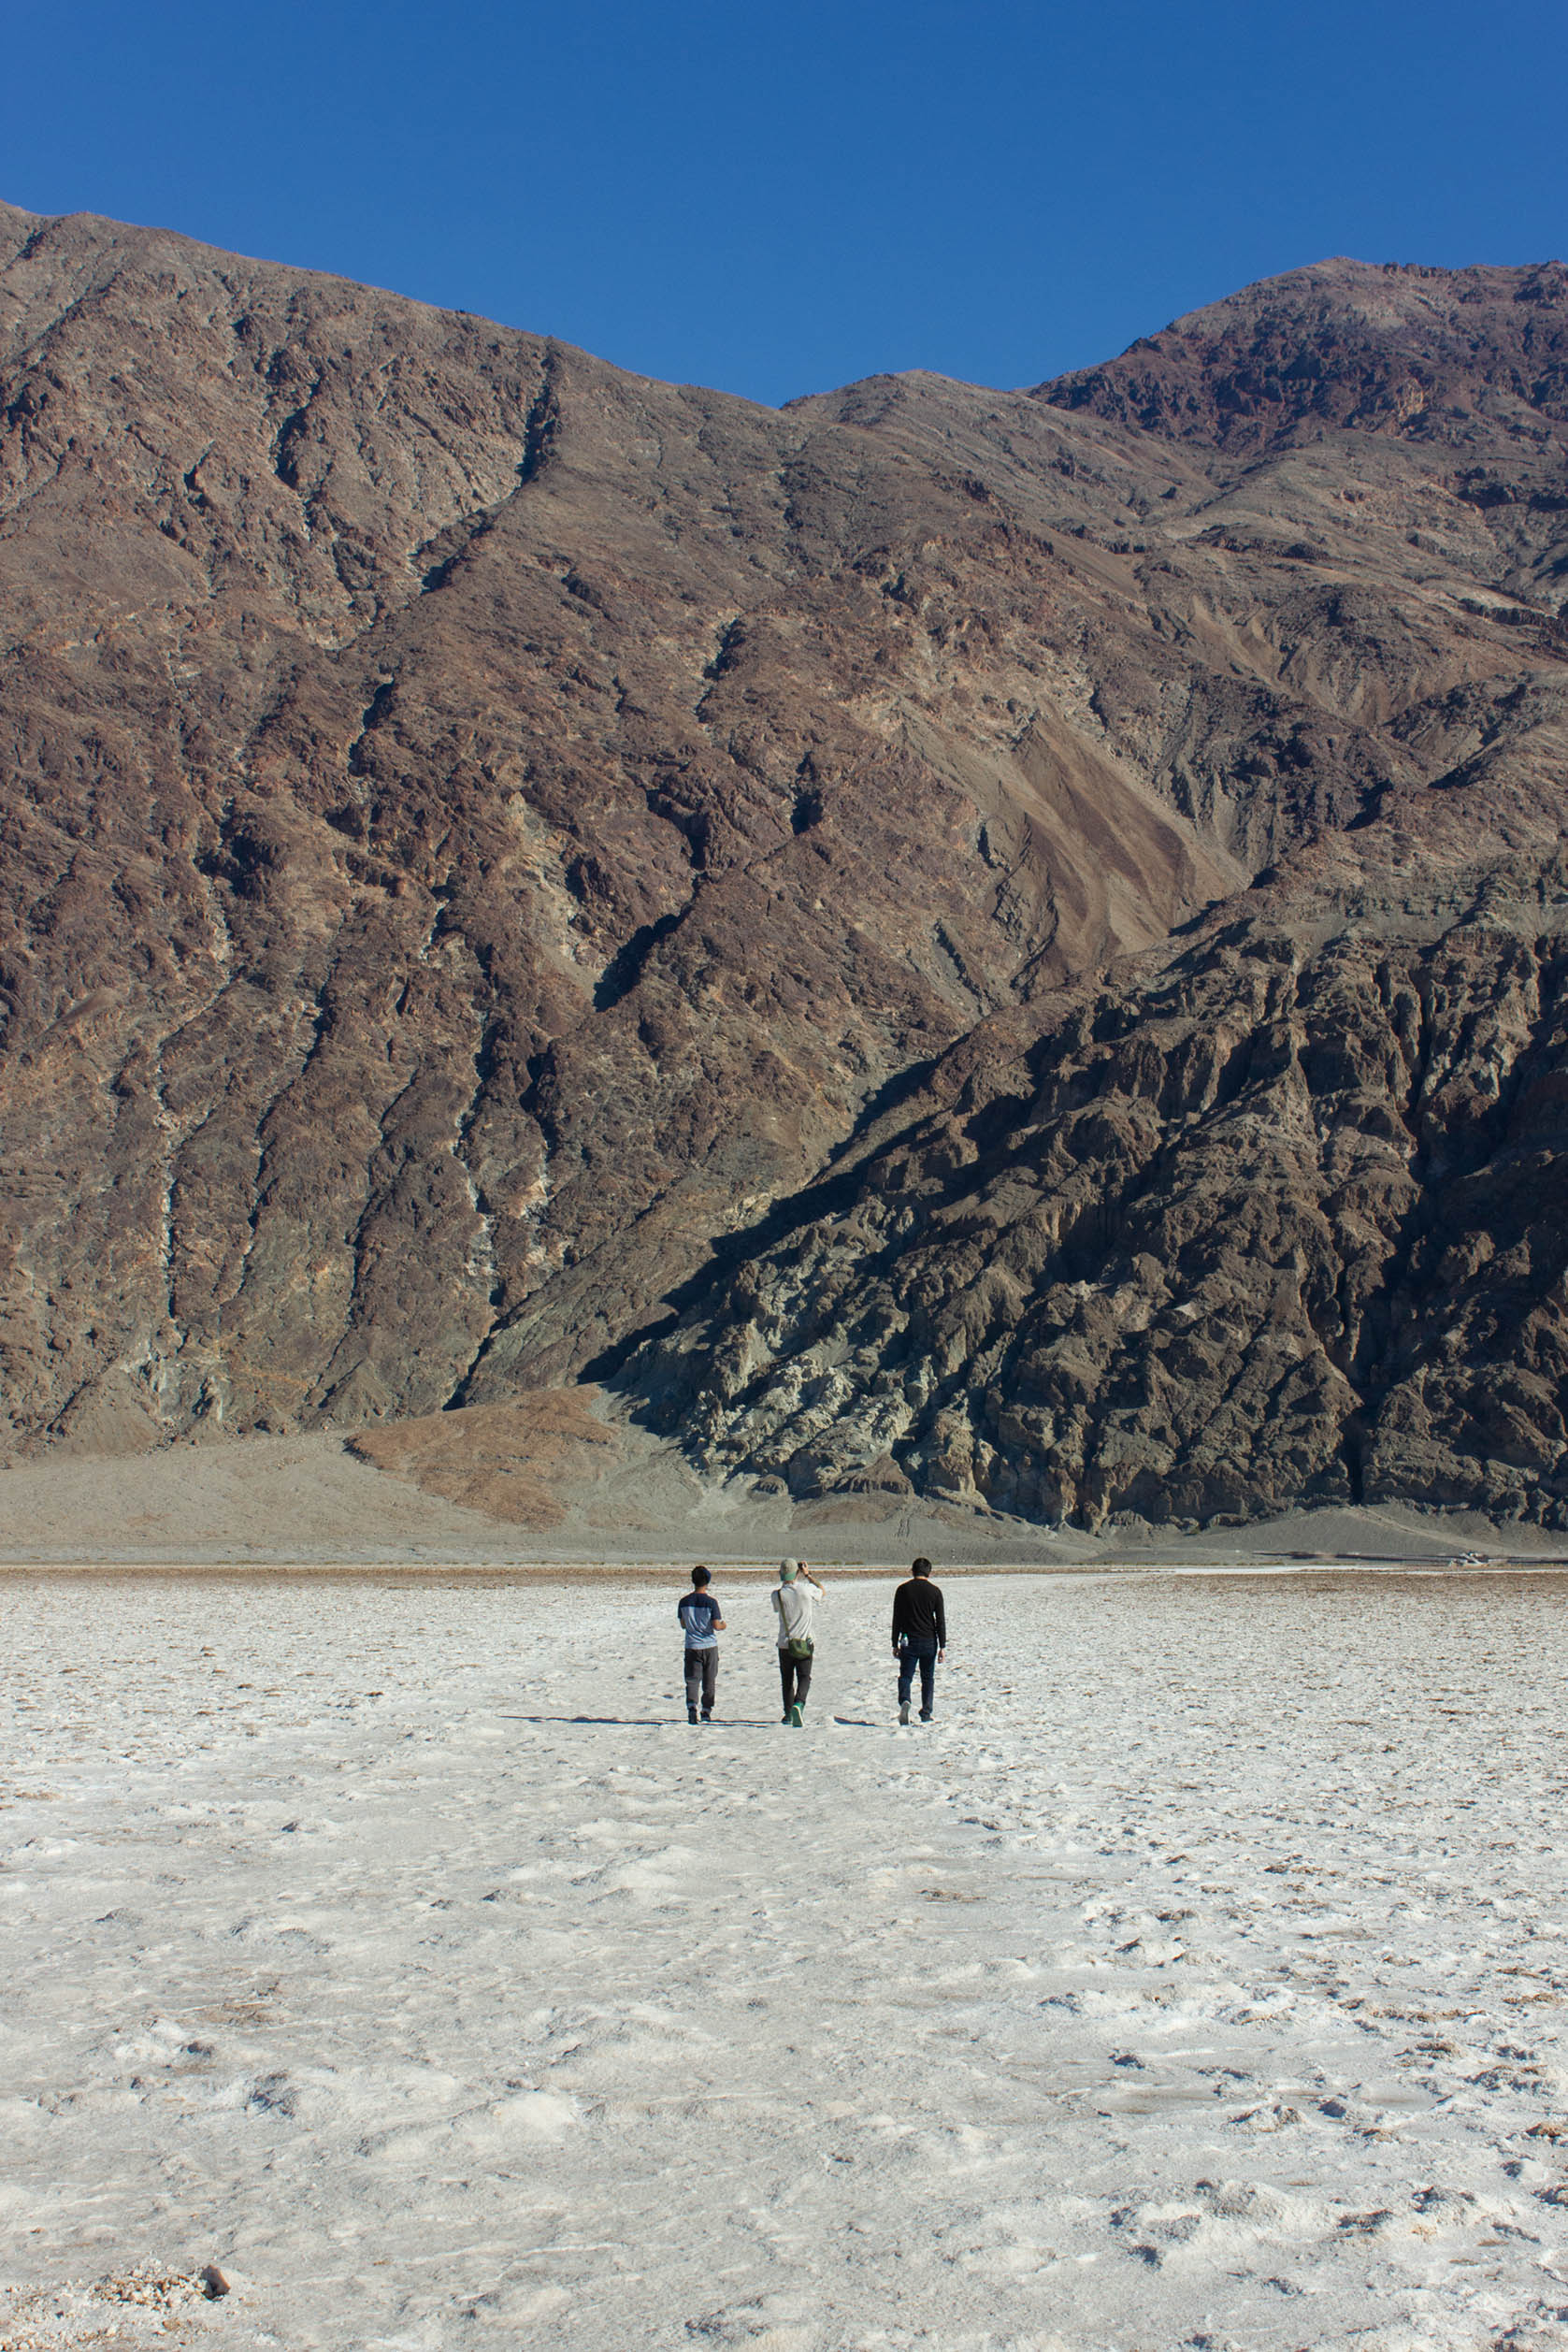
{"left": 676, "top": 1565, "right": 726, "bottom": 1724}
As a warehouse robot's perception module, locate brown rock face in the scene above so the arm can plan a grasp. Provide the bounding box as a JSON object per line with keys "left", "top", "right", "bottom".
{"left": 1, "top": 209, "right": 1566, "bottom": 1525}
{"left": 632, "top": 850, "right": 1568, "bottom": 1529}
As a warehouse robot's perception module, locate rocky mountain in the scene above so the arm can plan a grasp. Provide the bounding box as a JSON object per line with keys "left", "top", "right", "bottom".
{"left": 1, "top": 209, "right": 1565, "bottom": 1526}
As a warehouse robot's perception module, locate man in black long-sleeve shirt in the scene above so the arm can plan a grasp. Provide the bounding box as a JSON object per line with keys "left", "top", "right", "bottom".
{"left": 891, "top": 1556, "right": 947, "bottom": 1724}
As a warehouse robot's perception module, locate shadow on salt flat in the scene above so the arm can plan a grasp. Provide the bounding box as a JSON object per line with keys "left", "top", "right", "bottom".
{"left": 494, "top": 1713, "right": 887, "bottom": 1728}
{"left": 1098, "top": 2084, "right": 1225, "bottom": 2112}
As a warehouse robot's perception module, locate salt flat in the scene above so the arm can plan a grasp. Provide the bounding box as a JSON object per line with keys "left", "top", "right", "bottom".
{"left": 3, "top": 1570, "right": 1568, "bottom": 2352}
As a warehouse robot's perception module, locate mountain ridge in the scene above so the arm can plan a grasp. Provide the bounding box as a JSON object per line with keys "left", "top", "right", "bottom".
{"left": 1, "top": 203, "right": 1565, "bottom": 1527}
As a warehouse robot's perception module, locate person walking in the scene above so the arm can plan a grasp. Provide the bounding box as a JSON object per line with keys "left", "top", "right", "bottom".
{"left": 677, "top": 1565, "right": 725, "bottom": 1723}
{"left": 771, "top": 1559, "right": 825, "bottom": 1726}
{"left": 892, "top": 1555, "right": 946, "bottom": 1724}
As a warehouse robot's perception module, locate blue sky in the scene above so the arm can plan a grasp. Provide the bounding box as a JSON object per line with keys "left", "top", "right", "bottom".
{"left": 7, "top": 0, "right": 1566, "bottom": 406}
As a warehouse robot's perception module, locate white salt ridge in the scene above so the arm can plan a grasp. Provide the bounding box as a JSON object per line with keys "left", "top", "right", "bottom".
{"left": 3, "top": 1569, "right": 1568, "bottom": 2349}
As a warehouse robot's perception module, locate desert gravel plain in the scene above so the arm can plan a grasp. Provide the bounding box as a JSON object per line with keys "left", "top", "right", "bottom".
{"left": 5, "top": 1566, "right": 1568, "bottom": 2352}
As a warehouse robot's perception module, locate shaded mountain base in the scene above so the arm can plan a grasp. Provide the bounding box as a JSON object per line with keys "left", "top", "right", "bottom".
{"left": 0, "top": 1408, "right": 1558, "bottom": 1566}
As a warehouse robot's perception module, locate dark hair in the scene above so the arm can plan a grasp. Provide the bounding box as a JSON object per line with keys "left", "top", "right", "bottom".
{"left": 691, "top": 1565, "right": 711, "bottom": 1586}
{"left": 912, "top": 1555, "right": 933, "bottom": 1577}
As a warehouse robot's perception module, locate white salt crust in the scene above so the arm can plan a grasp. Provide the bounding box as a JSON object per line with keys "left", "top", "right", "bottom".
{"left": 3, "top": 1569, "right": 1568, "bottom": 2349}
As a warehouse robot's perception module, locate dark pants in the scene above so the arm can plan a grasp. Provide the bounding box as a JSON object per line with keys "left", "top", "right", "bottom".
{"left": 898, "top": 1638, "right": 938, "bottom": 1719}
{"left": 778, "top": 1650, "right": 813, "bottom": 1713}
{"left": 684, "top": 1649, "right": 718, "bottom": 1715}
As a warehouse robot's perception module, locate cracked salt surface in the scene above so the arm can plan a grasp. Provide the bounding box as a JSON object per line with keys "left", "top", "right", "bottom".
{"left": 3, "top": 1568, "right": 1568, "bottom": 2349}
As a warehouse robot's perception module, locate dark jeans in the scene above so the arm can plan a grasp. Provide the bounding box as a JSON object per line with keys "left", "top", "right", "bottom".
{"left": 778, "top": 1650, "right": 813, "bottom": 1712}
{"left": 898, "top": 1638, "right": 938, "bottom": 1719}
{"left": 684, "top": 1648, "right": 718, "bottom": 1714}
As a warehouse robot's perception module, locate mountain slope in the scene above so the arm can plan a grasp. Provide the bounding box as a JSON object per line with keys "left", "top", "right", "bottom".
{"left": 1, "top": 208, "right": 1566, "bottom": 1524}
{"left": 629, "top": 840, "right": 1568, "bottom": 1530}
{"left": 619, "top": 263, "right": 1568, "bottom": 1528}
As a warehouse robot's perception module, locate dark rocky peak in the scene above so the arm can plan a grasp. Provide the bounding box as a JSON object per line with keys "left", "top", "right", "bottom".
{"left": 1036, "top": 257, "right": 1568, "bottom": 455}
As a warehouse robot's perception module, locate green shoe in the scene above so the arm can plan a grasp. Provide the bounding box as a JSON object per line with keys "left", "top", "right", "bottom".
{"left": 787, "top": 1702, "right": 804, "bottom": 1727}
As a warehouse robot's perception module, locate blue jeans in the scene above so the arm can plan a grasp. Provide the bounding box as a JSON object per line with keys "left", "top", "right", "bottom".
{"left": 897, "top": 1639, "right": 938, "bottom": 1719}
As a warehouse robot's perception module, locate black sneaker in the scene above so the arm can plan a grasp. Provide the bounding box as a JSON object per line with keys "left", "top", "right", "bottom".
{"left": 899, "top": 1701, "right": 910, "bottom": 1724}
{"left": 700, "top": 1711, "right": 712, "bottom": 1724}
{"left": 687, "top": 1706, "right": 698, "bottom": 1724}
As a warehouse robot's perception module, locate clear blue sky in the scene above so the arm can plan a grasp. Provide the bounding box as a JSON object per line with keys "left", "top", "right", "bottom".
{"left": 6, "top": 0, "right": 1566, "bottom": 407}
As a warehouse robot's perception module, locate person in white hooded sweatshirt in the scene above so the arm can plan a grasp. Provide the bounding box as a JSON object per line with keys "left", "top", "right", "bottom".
{"left": 771, "top": 1559, "right": 826, "bottom": 1726}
